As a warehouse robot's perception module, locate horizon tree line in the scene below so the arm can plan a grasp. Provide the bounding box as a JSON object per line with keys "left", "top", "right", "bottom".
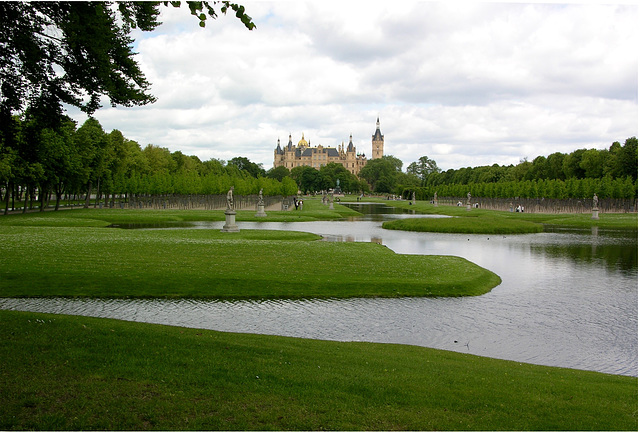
{"left": 400, "top": 137, "right": 637, "bottom": 200}
{"left": 1, "top": 114, "right": 637, "bottom": 214}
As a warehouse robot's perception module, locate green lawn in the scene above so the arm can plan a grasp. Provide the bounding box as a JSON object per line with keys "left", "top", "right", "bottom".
{"left": 0, "top": 204, "right": 636, "bottom": 431}
{"left": 383, "top": 214, "right": 544, "bottom": 234}
{"left": 0, "top": 198, "right": 361, "bottom": 226}
{"left": 0, "top": 310, "right": 636, "bottom": 431}
{"left": 0, "top": 208, "right": 500, "bottom": 299}
{"left": 349, "top": 196, "right": 638, "bottom": 233}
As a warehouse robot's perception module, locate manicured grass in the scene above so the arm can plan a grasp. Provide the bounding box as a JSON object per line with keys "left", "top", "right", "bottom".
{"left": 0, "top": 310, "right": 636, "bottom": 431}
{"left": 0, "top": 223, "right": 500, "bottom": 298}
{"left": 0, "top": 199, "right": 361, "bottom": 227}
{"left": 354, "top": 197, "right": 638, "bottom": 233}
{"left": 383, "top": 215, "right": 544, "bottom": 234}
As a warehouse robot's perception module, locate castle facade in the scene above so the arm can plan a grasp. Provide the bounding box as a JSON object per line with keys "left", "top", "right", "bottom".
{"left": 273, "top": 118, "right": 384, "bottom": 176}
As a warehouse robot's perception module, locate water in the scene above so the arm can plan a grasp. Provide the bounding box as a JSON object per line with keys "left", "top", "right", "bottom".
{"left": 1, "top": 204, "right": 636, "bottom": 376}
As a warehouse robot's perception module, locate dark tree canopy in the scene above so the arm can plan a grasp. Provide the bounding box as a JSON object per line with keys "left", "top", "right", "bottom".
{"left": 228, "top": 156, "right": 265, "bottom": 178}
{"left": 266, "top": 165, "right": 290, "bottom": 182}
{"left": 359, "top": 155, "right": 403, "bottom": 193}
{"left": 0, "top": 1, "right": 254, "bottom": 124}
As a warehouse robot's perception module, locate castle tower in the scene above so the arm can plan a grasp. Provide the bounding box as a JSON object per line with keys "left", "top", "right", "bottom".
{"left": 372, "top": 117, "right": 384, "bottom": 159}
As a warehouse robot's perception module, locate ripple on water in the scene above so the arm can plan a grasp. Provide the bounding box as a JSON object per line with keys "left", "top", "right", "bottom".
{"left": 0, "top": 220, "right": 636, "bottom": 377}
{"left": 0, "top": 293, "right": 636, "bottom": 377}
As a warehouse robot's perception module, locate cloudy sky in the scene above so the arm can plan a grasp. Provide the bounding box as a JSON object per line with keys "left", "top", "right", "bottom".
{"left": 69, "top": 0, "right": 638, "bottom": 172}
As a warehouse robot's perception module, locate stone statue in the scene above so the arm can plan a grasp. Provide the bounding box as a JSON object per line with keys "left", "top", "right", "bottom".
{"left": 258, "top": 188, "right": 264, "bottom": 206}
{"left": 434, "top": 191, "right": 437, "bottom": 201}
{"left": 226, "top": 186, "right": 234, "bottom": 210}
{"left": 412, "top": 191, "right": 416, "bottom": 202}
{"left": 467, "top": 191, "right": 471, "bottom": 205}
{"left": 593, "top": 193, "right": 598, "bottom": 209}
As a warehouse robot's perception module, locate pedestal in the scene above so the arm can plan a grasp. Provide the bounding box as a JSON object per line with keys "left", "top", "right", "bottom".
{"left": 221, "top": 210, "right": 240, "bottom": 232}
{"left": 466, "top": 204, "right": 471, "bottom": 211}
{"left": 255, "top": 204, "right": 267, "bottom": 217}
{"left": 591, "top": 208, "right": 599, "bottom": 220}
{"left": 329, "top": 202, "right": 334, "bottom": 210}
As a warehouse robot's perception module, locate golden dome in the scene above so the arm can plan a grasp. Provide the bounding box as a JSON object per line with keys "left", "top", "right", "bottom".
{"left": 297, "top": 133, "right": 308, "bottom": 148}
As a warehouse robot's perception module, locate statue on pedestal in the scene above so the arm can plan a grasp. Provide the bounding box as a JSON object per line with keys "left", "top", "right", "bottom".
{"left": 222, "top": 186, "right": 240, "bottom": 232}
{"left": 226, "top": 186, "right": 234, "bottom": 210}
{"left": 591, "top": 193, "right": 599, "bottom": 220}
{"left": 255, "top": 188, "right": 267, "bottom": 217}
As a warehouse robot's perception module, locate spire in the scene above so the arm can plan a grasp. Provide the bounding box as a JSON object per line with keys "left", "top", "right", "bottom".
{"left": 372, "top": 117, "right": 384, "bottom": 159}
{"left": 372, "top": 117, "right": 384, "bottom": 142}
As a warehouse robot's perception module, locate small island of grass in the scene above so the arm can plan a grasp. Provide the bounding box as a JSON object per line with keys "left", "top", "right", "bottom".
{"left": 383, "top": 215, "right": 544, "bottom": 234}
{"left": 347, "top": 196, "right": 637, "bottom": 234}
{"left": 0, "top": 207, "right": 500, "bottom": 299}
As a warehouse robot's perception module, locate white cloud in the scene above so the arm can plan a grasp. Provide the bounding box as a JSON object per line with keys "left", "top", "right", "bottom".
{"left": 69, "top": 1, "right": 638, "bottom": 172}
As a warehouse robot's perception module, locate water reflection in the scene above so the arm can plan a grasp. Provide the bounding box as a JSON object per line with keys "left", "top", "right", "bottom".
{"left": 343, "top": 202, "right": 415, "bottom": 221}
{"left": 323, "top": 234, "right": 383, "bottom": 244}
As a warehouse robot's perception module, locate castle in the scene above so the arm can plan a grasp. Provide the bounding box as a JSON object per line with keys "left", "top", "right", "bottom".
{"left": 273, "top": 118, "right": 384, "bottom": 175}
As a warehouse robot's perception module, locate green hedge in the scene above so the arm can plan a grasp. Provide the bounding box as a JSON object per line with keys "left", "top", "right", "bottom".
{"left": 402, "top": 176, "right": 638, "bottom": 200}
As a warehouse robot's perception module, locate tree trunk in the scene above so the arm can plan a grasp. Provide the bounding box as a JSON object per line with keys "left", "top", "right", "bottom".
{"left": 12, "top": 184, "right": 17, "bottom": 212}
{"left": 4, "top": 181, "right": 11, "bottom": 215}
{"left": 94, "top": 177, "right": 100, "bottom": 209}
{"left": 84, "top": 181, "right": 92, "bottom": 208}
{"left": 54, "top": 183, "right": 63, "bottom": 211}
{"left": 29, "top": 187, "right": 35, "bottom": 210}
{"left": 22, "top": 186, "right": 29, "bottom": 213}
{"left": 39, "top": 187, "right": 46, "bottom": 212}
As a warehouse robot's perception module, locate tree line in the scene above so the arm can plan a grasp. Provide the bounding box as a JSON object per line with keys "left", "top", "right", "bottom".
{"left": 402, "top": 177, "right": 637, "bottom": 202}
{"left": 399, "top": 138, "right": 638, "bottom": 200}
{"left": 0, "top": 116, "right": 298, "bottom": 213}
{"left": 0, "top": 2, "right": 257, "bottom": 214}
{"left": 2, "top": 118, "right": 636, "bottom": 215}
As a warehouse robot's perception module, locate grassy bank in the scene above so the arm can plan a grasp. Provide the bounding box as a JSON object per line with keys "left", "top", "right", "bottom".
{"left": 383, "top": 215, "right": 544, "bottom": 234}
{"left": 0, "top": 310, "right": 636, "bottom": 431}
{"left": 0, "top": 198, "right": 361, "bottom": 226}
{"left": 348, "top": 196, "right": 638, "bottom": 233}
{"left": 0, "top": 221, "right": 500, "bottom": 299}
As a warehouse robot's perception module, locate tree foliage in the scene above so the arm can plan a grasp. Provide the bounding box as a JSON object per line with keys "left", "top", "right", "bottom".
{"left": 288, "top": 163, "right": 363, "bottom": 194}
{"left": 0, "top": 1, "right": 255, "bottom": 186}
{"left": 358, "top": 155, "right": 403, "bottom": 193}
{"left": 228, "top": 156, "right": 265, "bottom": 178}
{"left": 401, "top": 139, "right": 638, "bottom": 200}
{"left": 407, "top": 156, "right": 440, "bottom": 181}
{"left": 0, "top": 1, "right": 254, "bottom": 119}
{"left": 1, "top": 117, "right": 296, "bottom": 213}
{"left": 0, "top": 1, "right": 256, "bottom": 211}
